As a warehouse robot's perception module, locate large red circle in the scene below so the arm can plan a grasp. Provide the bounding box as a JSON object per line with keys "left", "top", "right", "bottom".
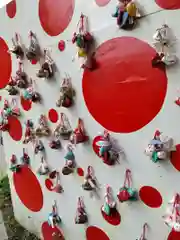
{"left": 13, "top": 165, "right": 43, "bottom": 212}
{"left": 6, "top": 0, "right": 16, "bottom": 18}
{"left": 139, "top": 186, "right": 163, "bottom": 208}
{"left": 48, "top": 108, "right": 59, "bottom": 123}
{"left": 170, "top": 144, "right": 180, "bottom": 171}
{"left": 95, "top": 0, "right": 111, "bottom": 7}
{"left": 20, "top": 96, "right": 32, "bottom": 111}
{"left": 101, "top": 207, "right": 121, "bottom": 226}
{"left": 86, "top": 226, "right": 110, "bottom": 240}
{"left": 39, "top": 0, "right": 74, "bottom": 36}
{"left": 82, "top": 37, "right": 167, "bottom": 133}
{"left": 8, "top": 116, "right": 22, "bottom": 141}
{"left": 155, "top": 0, "right": 180, "bottom": 9}
{"left": 0, "top": 38, "right": 12, "bottom": 89}
{"left": 167, "top": 230, "right": 180, "bottom": 240}
{"left": 42, "top": 221, "right": 64, "bottom": 240}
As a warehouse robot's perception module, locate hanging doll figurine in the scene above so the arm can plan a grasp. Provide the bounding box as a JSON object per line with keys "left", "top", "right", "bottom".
{"left": 70, "top": 118, "right": 88, "bottom": 144}
{"left": 82, "top": 166, "right": 96, "bottom": 191}
{"left": 50, "top": 171, "right": 64, "bottom": 193}
{"left": 112, "top": 0, "right": 140, "bottom": 30}
{"left": 62, "top": 143, "right": 76, "bottom": 175}
{"left": 15, "top": 61, "right": 28, "bottom": 88}
{"left": 144, "top": 130, "right": 175, "bottom": 163}
{"left": 48, "top": 201, "right": 62, "bottom": 228}
{"left": 72, "top": 14, "right": 95, "bottom": 70}
{"left": 37, "top": 156, "right": 50, "bottom": 175}
{"left": 175, "top": 89, "right": 180, "bottom": 106}
{"left": 0, "top": 112, "right": 9, "bottom": 131}
{"left": 3, "top": 99, "right": 20, "bottom": 118}
{"left": 5, "top": 77, "right": 19, "bottom": 96}
{"left": 54, "top": 113, "right": 72, "bottom": 140}
{"left": 102, "top": 185, "right": 117, "bottom": 217}
{"left": 23, "top": 120, "right": 35, "bottom": 144}
{"left": 9, "top": 33, "right": 24, "bottom": 59}
{"left": 20, "top": 148, "right": 30, "bottom": 165}
{"left": 49, "top": 132, "right": 61, "bottom": 149}
{"left": 22, "top": 78, "right": 41, "bottom": 103}
{"left": 75, "top": 197, "right": 88, "bottom": 224}
{"left": 35, "top": 114, "right": 51, "bottom": 137}
{"left": 26, "top": 31, "right": 40, "bottom": 61}
{"left": 136, "top": 223, "right": 148, "bottom": 240}
{"left": 9, "top": 154, "right": 21, "bottom": 173}
{"left": 36, "top": 49, "right": 54, "bottom": 79}
{"left": 163, "top": 193, "right": 180, "bottom": 232}
{"left": 34, "top": 138, "right": 45, "bottom": 154}
{"left": 117, "top": 169, "right": 137, "bottom": 202}
{"left": 56, "top": 74, "right": 74, "bottom": 108}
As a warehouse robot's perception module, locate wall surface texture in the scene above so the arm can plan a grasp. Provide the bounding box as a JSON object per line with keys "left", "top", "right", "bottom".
{"left": 1, "top": 0, "right": 180, "bottom": 239}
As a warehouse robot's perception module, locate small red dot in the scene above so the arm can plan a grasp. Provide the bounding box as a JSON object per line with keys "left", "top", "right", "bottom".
{"left": 6, "top": 0, "right": 16, "bottom": 18}
{"left": 155, "top": 0, "right": 180, "bottom": 10}
{"left": 77, "top": 167, "right": 84, "bottom": 176}
{"left": 42, "top": 221, "right": 64, "bottom": 240}
{"left": 58, "top": 40, "right": 65, "bottom": 51}
{"left": 170, "top": 144, "right": 180, "bottom": 171}
{"left": 39, "top": 0, "right": 74, "bottom": 36}
{"left": 0, "top": 96, "right": 2, "bottom": 101}
{"left": 82, "top": 37, "right": 167, "bottom": 133}
{"left": 139, "top": 186, "right": 163, "bottom": 208}
{"left": 8, "top": 116, "right": 22, "bottom": 141}
{"left": 86, "top": 226, "right": 110, "bottom": 240}
{"left": 101, "top": 207, "right": 121, "bottom": 226}
{"left": 21, "top": 96, "right": 32, "bottom": 111}
{"left": 48, "top": 109, "right": 58, "bottom": 123}
{"left": 167, "top": 230, "right": 180, "bottom": 240}
{"left": 95, "top": 0, "right": 111, "bottom": 6}
{"left": 13, "top": 165, "right": 43, "bottom": 212}
{"left": 30, "top": 59, "right": 38, "bottom": 65}
{"left": 45, "top": 179, "right": 53, "bottom": 191}
{"left": 0, "top": 37, "right": 12, "bottom": 89}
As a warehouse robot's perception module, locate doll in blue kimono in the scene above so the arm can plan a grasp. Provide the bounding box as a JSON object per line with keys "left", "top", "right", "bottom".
{"left": 62, "top": 144, "right": 76, "bottom": 175}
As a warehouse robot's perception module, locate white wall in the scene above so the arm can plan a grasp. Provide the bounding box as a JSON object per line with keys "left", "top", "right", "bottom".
{"left": 1, "top": 0, "right": 180, "bottom": 239}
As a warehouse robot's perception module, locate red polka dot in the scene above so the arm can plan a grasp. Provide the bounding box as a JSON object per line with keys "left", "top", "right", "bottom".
{"left": 86, "top": 226, "right": 110, "bottom": 240}
{"left": 42, "top": 221, "right": 64, "bottom": 240}
{"left": 6, "top": 0, "right": 16, "bottom": 18}
{"left": 101, "top": 207, "right": 121, "bottom": 226}
{"left": 170, "top": 144, "right": 180, "bottom": 171}
{"left": 45, "top": 179, "right": 53, "bottom": 191}
{"left": 167, "top": 230, "right": 180, "bottom": 240}
{"left": 155, "top": 0, "right": 180, "bottom": 9}
{"left": 0, "top": 37, "right": 12, "bottom": 89}
{"left": 39, "top": 0, "right": 74, "bottom": 36}
{"left": 48, "top": 109, "right": 58, "bottom": 123}
{"left": 13, "top": 165, "right": 43, "bottom": 212}
{"left": 20, "top": 96, "right": 32, "bottom": 111}
{"left": 139, "top": 186, "right": 163, "bottom": 208}
{"left": 77, "top": 167, "right": 84, "bottom": 176}
{"left": 82, "top": 37, "right": 167, "bottom": 133}
{"left": 30, "top": 59, "right": 38, "bottom": 65}
{"left": 95, "top": 0, "right": 111, "bottom": 7}
{"left": 8, "top": 116, "right": 22, "bottom": 141}
{"left": 58, "top": 40, "right": 65, "bottom": 51}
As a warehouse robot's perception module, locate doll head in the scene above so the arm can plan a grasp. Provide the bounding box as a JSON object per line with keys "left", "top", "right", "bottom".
{"left": 145, "top": 144, "right": 155, "bottom": 157}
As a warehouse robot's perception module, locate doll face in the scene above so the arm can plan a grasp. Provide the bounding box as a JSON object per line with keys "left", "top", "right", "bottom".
{"left": 145, "top": 144, "right": 155, "bottom": 156}
{"left": 157, "top": 151, "right": 167, "bottom": 160}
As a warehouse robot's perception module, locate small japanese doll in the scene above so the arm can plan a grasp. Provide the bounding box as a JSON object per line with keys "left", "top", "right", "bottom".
{"left": 82, "top": 166, "right": 96, "bottom": 191}
{"left": 117, "top": 169, "right": 137, "bottom": 202}
{"left": 37, "top": 157, "right": 50, "bottom": 175}
{"left": 22, "top": 78, "right": 41, "bottom": 103}
{"left": 70, "top": 118, "right": 88, "bottom": 144}
{"left": 15, "top": 61, "right": 28, "bottom": 88}
{"left": 51, "top": 171, "right": 64, "bottom": 193}
{"left": 175, "top": 90, "right": 180, "bottom": 106}
{"left": 112, "top": 0, "right": 139, "bottom": 29}
{"left": 153, "top": 24, "right": 171, "bottom": 49}
{"left": 34, "top": 138, "right": 45, "bottom": 154}
{"left": 3, "top": 99, "right": 20, "bottom": 118}
{"left": 163, "top": 193, "right": 180, "bottom": 232}
{"left": 56, "top": 75, "right": 74, "bottom": 108}
{"left": 137, "top": 223, "right": 148, "bottom": 240}
{"left": 62, "top": 143, "right": 76, "bottom": 175}
{"left": 48, "top": 201, "right": 62, "bottom": 228}
{"left": 144, "top": 130, "right": 174, "bottom": 163}
{"left": 102, "top": 185, "right": 117, "bottom": 216}
{"left": 152, "top": 52, "right": 177, "bottom": 68}
{"left": 0, "top": 112, "right": 9, "bottom": 131}
{"left": 54, "top": 113, "right": 72, "bottom": 140}
{"left": 75, "top": 197, "right": 88, "bottom": 224}
{"left": 5, "top": 77, "right": 19, "bottom": 96}
{"left": 10, "top": 33, "right": 24, "bottom": 59}
{"left": 9, "top": 154, "right": 21, "bottom": 173}
{"left": 20, "top": 148, "right": 30, "bottom": 165}
{"left": 36, "top": 49, "right": 54, "bottom": 79}
{"left": 23, "top": 120, "right": 35, "bottom": 144}
{"left": 35, "top": 115, "right": 51, "bottom": 137}
{"left": 26, "top": 31, "right": 40, "bottom": 61}
{"left": 72, "top": 14, "right": 95, "bottom": 70}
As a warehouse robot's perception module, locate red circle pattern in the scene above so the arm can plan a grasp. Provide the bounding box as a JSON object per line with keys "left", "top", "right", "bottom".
{"left": 20, "top": 96, "right": 32, "bottom": 111}
{"left": 86, "top": 226, "right": 110, "bottom": 240}
{"left": 6, "top": 0, "right": 16, "bottom": 18}
{"left": 41, "top": 221, "right": 64, "bottom": 240}
{"left": 101, "top": 207, "right": 121, "bottom": 226}
{"left": 167, "top": 230, "right": 180, "bottom": 240}
{"left": 48, "top": 108, "right": 59, "bottom": 123}
{"left": 170, "top": 144, "right": 180, "bottom": 171}
{"left": 155, "top": 0, "right": 180, "bottom": 10}
{"left": 8, "top": 116, "right": 22, "bottom": 141}
{"left": 95, "top": 0, "right": 111, "bottom": 7}
{"left": 139, "top": 186, "right": 163, "bottom": 208}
